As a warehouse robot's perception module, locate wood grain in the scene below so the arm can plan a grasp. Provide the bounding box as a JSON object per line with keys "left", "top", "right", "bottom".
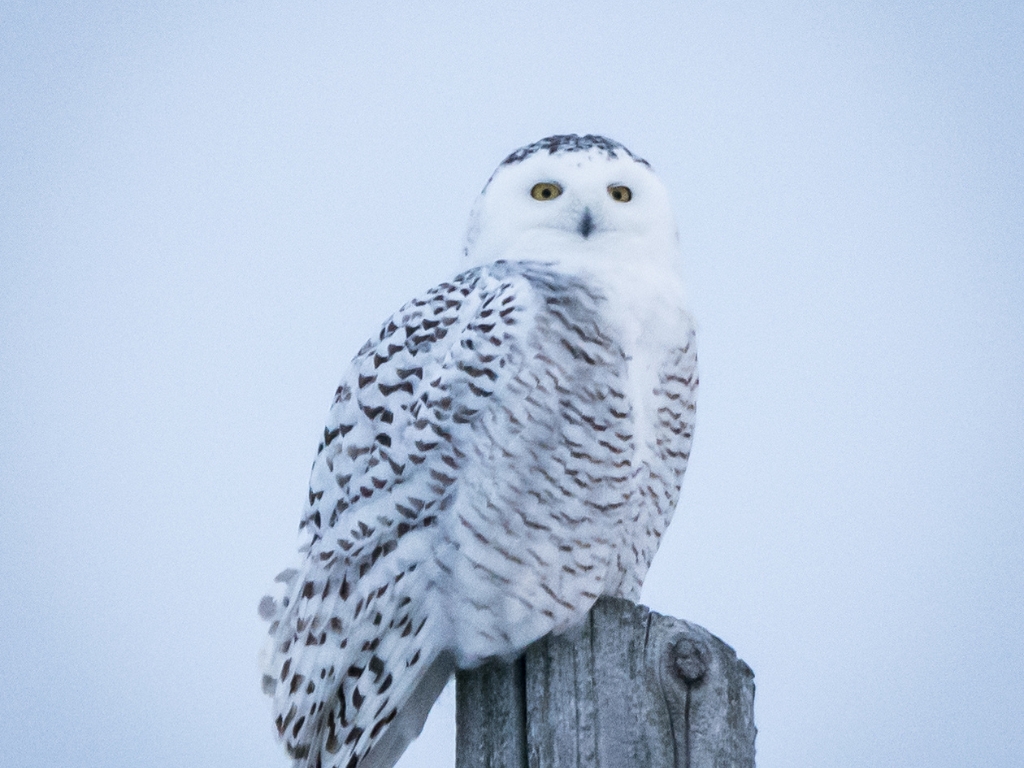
{"left": 456, "top": 597, "right": 755, "bottom": 768}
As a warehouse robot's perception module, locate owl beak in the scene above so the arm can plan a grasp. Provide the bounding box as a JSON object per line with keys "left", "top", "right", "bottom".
{"left": 577, "top": 207, "right": 595, "bottom": 238}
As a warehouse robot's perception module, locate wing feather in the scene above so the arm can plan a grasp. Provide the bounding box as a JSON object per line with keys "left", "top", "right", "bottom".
{"left": 262, "top": 263, "right": 566, "bottom": 766}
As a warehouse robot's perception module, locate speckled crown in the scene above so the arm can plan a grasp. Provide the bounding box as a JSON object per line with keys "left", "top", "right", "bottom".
{"left": 501, "top": 134, "right": 650, "bottom": 168}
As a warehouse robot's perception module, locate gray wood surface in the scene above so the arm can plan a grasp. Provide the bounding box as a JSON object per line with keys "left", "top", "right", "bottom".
{"left": 455, "top": 597, "right": 755, "bottom": 768}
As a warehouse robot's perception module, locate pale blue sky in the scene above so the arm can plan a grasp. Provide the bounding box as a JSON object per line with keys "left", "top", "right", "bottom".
{"left": 2, "top": 2, "right": 1022, "bottom": 766}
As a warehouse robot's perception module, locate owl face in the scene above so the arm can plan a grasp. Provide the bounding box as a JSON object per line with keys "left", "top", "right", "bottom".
{"left": 464, "top": 135, "right": 679, "bottom": 268}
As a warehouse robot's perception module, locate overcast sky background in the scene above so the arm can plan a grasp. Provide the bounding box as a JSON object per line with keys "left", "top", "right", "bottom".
{"left": 2, "top": 2, "right": 1022, "bottom": 767}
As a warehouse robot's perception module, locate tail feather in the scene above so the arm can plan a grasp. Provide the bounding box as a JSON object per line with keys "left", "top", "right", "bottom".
{"left": 357, "top": 651, "right": 455, "bottom": 768}
{"left": 259, "top": 529, "right": 447, "bottom": 768}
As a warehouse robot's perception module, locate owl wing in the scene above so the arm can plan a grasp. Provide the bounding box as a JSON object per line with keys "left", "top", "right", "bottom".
{"left": 426, "top": 263, "right": 638, "bottom": 662}
{"left": 260, "top": 261, "right": 630, "bottom": 768}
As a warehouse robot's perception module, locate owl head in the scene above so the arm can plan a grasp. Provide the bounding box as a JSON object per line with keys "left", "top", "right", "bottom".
{"left": 463, "top": 135, "right": 680, "bottom": 270}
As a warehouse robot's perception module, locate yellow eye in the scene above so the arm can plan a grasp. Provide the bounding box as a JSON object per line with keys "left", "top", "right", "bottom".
{"left": 608, "top": 185, "right": 632, "bottom": 202}
{"left": 530, "top": 182, "right": 563, "bottom": 201}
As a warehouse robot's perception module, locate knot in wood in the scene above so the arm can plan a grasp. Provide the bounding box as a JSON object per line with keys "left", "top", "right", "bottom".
{"left": 671, "top": 636, "right": 709, "bottom": 685}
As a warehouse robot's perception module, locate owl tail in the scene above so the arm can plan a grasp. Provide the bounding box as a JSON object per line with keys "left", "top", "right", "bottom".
{"left": 356, "top": 650, "right": 455, "bottom": 768}
{"left": 260, "top": 560, "right": 455, "bottom": 768}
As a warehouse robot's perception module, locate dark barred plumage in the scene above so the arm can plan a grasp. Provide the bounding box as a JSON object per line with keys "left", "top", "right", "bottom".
{"left": 261, "top": 135, "right": 697, "bottom": 768}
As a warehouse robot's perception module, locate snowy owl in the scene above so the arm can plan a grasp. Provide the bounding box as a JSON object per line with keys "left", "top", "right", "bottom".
{"left": 260, "top": 134, "right": 698, "bottom": 768}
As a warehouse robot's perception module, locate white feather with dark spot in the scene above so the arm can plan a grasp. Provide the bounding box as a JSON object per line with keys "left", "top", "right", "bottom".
{"left": 261, "top": 135, "right": 698, "bottom": 768}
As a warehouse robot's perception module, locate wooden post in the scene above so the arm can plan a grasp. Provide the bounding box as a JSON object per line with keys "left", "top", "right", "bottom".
{"left": 455, "top": 597, "right": 756, "bottom": 768}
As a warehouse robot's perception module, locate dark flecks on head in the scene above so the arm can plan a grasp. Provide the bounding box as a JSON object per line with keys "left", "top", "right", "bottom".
{"left": 501, "top": 134, "right": 650, "bottom": 168}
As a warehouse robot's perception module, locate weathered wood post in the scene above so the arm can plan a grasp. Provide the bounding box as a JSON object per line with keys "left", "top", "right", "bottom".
{"left": 455, "top": 597, "right": 755, "bottom": 768}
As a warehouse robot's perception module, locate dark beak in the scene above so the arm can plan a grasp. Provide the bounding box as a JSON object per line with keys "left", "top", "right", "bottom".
{"left": 577, "top": 208, "right": 594, "bottom": 238}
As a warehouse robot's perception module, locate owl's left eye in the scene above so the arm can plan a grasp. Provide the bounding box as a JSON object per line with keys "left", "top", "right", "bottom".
{"left": 531, "top": 182, "right": 562, "bottom": 201}
{"left": 608, "top": 185, "right": 632, "bottom": 202}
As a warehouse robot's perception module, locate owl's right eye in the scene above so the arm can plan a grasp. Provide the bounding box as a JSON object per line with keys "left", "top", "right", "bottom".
{"left": 530, "top": 182, "right": 563, "bottom": 201}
